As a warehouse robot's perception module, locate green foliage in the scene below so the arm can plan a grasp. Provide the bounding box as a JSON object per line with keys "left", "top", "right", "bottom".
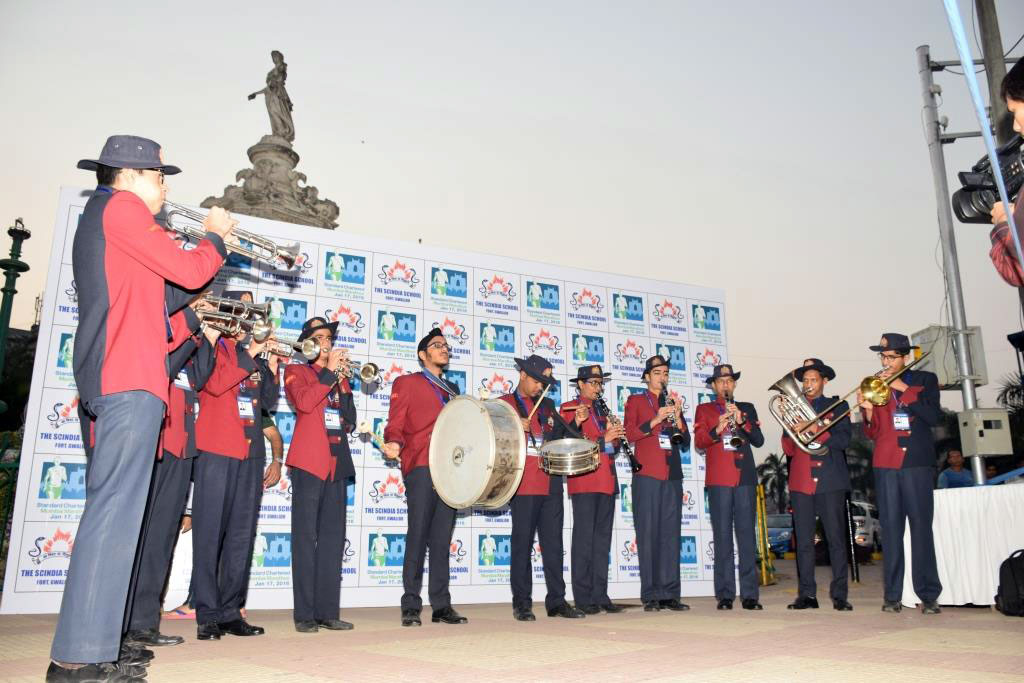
{"left": 756, "top": 452, "right": 788, "bottom": 513}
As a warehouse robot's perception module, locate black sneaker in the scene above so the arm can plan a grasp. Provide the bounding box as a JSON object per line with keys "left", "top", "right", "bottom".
{"left": 882, "top": 600, "right": 902, "bottom": 613}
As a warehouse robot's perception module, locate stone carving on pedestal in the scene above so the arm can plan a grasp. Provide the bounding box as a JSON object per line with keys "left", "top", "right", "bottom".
{"left": 202, "top": 50, "right": 339, "bottom": 229}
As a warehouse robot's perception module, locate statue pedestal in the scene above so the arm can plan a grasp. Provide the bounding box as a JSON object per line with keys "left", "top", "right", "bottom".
{"left": 202, "top": 135, "right": 339, "bottom": 229}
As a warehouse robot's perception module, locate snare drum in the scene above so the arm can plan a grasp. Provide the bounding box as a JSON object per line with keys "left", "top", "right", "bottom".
{"left": 539, "top": 438, "right": 600, "bottom": 476}
{"left": 429, "top": 396, "right": 526, "bottom": 509}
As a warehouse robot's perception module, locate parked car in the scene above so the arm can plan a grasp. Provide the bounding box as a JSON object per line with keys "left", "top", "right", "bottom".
{"left": 765, "top": 513, "right": 794, "bottom": 558}
{"left": 850, "top": 501, "right": 881, "bottom": 551}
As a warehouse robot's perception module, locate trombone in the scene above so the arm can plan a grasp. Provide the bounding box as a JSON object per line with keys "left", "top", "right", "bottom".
{"left": 263, "top": 338, "right": 320, "bottom": 361}
{"left": 163, "top": 201, "right": 301, "bottom": 268}
{"left": 198, "top": 309, "right": 274, "bottom": 342}
{"left": 768, "top": 351, "right": 931, "bottom": 455}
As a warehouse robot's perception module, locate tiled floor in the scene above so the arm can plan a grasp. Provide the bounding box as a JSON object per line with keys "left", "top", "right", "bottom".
{"left": 4, "top": 560, "right": 1023, "bottom": 682}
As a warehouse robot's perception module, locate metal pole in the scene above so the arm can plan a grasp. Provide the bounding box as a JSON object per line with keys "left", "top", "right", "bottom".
{"left": 0, "top": 219, "right": 31, "bottom": 415}
{"left": 917, "top": 45, "right": 985, "bottom": 484}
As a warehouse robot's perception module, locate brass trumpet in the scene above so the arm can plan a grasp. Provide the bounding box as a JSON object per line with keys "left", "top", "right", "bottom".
{"left": 198, "top": 310, "right": 273, "bottom": 342}
{"left": 339, "top": 360, "right": 381, "bottom": 385}
{"left": 163, "top": 201, "right": 300, "bottom": 268}
{"left": 204, "top": 294, "right": 271, "bottom": 321}
{"left": 262, "top": 338, "right": 320, "bottom": 361}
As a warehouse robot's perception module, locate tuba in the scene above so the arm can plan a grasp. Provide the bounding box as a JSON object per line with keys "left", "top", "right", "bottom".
{"left": 767, "top": 372, "right": 829, "bottom": 456}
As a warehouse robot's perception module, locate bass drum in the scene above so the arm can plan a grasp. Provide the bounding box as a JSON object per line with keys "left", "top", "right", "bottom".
{"left": 429, "top": 396, "right": 526, "bottom": 509}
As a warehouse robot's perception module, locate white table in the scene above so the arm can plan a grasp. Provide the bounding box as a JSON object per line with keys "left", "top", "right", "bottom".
{"left": 902, "top": 484, "right": 1024, "bottom": 607}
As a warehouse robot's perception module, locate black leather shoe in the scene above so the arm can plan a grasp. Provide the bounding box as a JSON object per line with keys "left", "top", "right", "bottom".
{"left": 600, "top": 603, "right": 627, "bottom": 613}
{"left": 577, "top": 603, "right": 601, "bottom": 615}
{"left": 716, "top": 599, "right": 733, "bottom": 610}
{"left": 109, "top": 661, "right": 147, "bottom": 679}
{"left": 882, "top": 600, "right": 902, "bottom": 613}
{"left": 513, "top": 606, "right": 536, "bottom": 621}
{"left": 660, "top": 599, "right": 690, "bottom": 611}
{"left": 46, "top": 661, "right": 144, "bottom": 682}
{"left": 431, "top": 606, "right": 468, "bottom": 624}
{"left": 643, "top": 600, "right": 662, "bottom": 612}
{"left": 741, "top": 599, "right": 763, "bottom": 610}
{"left": 401, "top": 609, "right": 422, "bottom": 627}
{"left": 197, "top": 622, "right": 222, "bottom": 640}
{"left": 124, "top": 628, "right": 185, "bottom": 647}
{"left": 218, "top": 619, "right": 265, "bottom": 636}
{"left": 921, "top": 601, "right": 942, "bottom": 615}
{"left": 832, "top": 599, "right": 853, "bottom": 611}
{"left": 116, "top": 651, "right": 150, "bottom": 669}
{"left": 787, "top": 596, "right": 819, "bottom": 610}
{"left": 547, "top": 603, "right": 585, "bottom": 618}
{"left": 120, "top": 645, "right": 153, "bottom": 662}
{"left": 317, "top": 619, "right": 354, "bottom": 630}
{"left": 294, "top": 620, "right": 318, "bottom": 633}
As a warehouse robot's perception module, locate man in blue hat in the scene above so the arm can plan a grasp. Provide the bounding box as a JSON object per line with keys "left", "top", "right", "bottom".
{"left": 780, "top": 358, "right": 853, "bottom": 611}
{"left": 50, "top": 136, "right": 234, "bottom": 682}
{"left": 858, "top": 333, "right": 942, "bottom": 614}
{"left": 500, "top": 355, "right": 584, "bottom": 621}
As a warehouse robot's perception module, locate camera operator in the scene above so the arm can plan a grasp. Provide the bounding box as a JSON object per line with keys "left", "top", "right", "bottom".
{"left": 990, "top": 59, "right": 1024, "bottom": 287}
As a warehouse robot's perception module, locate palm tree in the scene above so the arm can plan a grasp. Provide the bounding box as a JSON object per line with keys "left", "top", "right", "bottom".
{"left": 756, "top": 452, "right": 788, "bottom": 513}
{"left": 845, "top": 425, "right": 874, "bottom": 505}
{"left": 996, "top": 372, "right": 1024, "bottom": 458}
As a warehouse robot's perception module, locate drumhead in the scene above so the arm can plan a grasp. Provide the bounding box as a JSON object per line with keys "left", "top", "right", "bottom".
{"left": 540, "top": 438, "right": 598, "bottom": 457}
{"left": 429, "top": 396, "right": 525, "bottom": 509}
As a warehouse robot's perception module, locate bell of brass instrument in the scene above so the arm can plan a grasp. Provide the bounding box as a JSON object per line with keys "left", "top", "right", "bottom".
{"left": 204, "top": 294, "right": 271, "bottom": 321}
{"left": 594, "top": 395, "right": 641, "bottom": 472}
{"left": 263, "top": 338, "right": 320, "bottom": 361}
{"left": 767, "top": 372, "right": 829, "bottom": 456}
{"left": 661, "top": 395, "right": 687, "bottom": 446}
{"left": 198, "top": 310, "right": 273, "bottom": 342}
{"left": 724, "top": 390, "right": 746, "bottom": 449}
{"left": 163, "top": 201, "right": 300, "bottom": 268}
{"left": 339, "top": 360, "right": 381, "bottom": 385}
{"left": 859, "top": 352, "right": 929, "bottom": 406}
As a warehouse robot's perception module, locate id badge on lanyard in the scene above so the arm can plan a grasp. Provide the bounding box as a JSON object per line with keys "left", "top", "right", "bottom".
{"left": 893, "top": 411, "right": 911, "bottom": 431}
{"left": 658, "top": 433, "right": 673, "bottom": 451}
{"left": 173, "top": 370, "right": 191, "bottom": 391}
{"left": 325, "top": 407, "right": 342, "bottom": 430}
{"left": 237, "top": 396, "right": 255, "bottom": 419}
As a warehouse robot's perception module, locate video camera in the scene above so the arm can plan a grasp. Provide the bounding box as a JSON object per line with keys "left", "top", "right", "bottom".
{"left": 951, "top": 136, "right": 1024, "bottom": 223}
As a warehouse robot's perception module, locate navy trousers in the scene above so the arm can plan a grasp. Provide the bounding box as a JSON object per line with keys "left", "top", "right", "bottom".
{"left": 191, "top": 452, "right": 262, "bottom": 624}
{"left": 126, "top": 452, "right": 193, "bottom": 632}
{"left": 401, "top": 466, "right": 456, "bottom": 612}
{"left": 290, "top": 466, "right": 347, "bottom": 622}
{"left": 791, "top": 490, "right": 848, "bottom": 601}
{"left": 707, "top": 484, "right": 759, "bottom": 602}
{"left": 569, "top": 492, "right": 615, "bottom": 607}
{"left": 51, "top": 391, "right": 164, "bottom": 664}
{"left": 510, "top": 476, "right": 566, "bottom": 611}
{"left": 631, "top": 475, "right": 682, "bottom": 602}
{"left": 874, "top": 467, "right": 941, "bottom": 603}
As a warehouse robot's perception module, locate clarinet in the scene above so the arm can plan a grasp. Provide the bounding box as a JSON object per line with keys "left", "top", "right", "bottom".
{"left": 594, "top": 396, "right": 641, "bottom": 473}
{"left": 658, "top": 390, "right": 686, "bottom": 445}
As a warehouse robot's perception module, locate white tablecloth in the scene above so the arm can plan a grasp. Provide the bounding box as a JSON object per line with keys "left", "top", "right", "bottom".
{"left": 902, "top": 485, "right": 1024, "bottom": 607}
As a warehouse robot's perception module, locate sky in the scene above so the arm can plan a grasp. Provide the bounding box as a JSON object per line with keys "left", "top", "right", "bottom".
{"left": 1, "top": 0, "right": 1022, "bottom": 457}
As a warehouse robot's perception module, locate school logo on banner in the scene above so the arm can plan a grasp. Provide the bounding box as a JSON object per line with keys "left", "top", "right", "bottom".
{"left": 613, "top": 338, "right": 646, "bottom": 363}
{"left": 367, "top": 471, "right": 407, "bottom": 505}
{"left": 46, "top": 397, "right": 79, "bottom": 430}
{"left": 480, "top": 371, "right": 514, "bottom": 398}
{"left": 526, "top": 328, "right": 563, "bottom": 355}
{"left": 377, "top": 260, "right": 420, "bottom": 290}
{"left": 433, "top": 316, "right": 471, "bottom": 363}
{"left": 28, "top": 528, "right": 74, "bottom": 564}
{"left": 64, "top": 280, "right": 78, "bottom": 304}
{"left": 692, "top": 347, "right": 722, "bottom": 384}
{"left": 570, "top": 288, "right": 604, "bottom": 313}
{"left": 652, "top": 298, "right": 683, "bottom": 324}
{"left": 571, "top": 333, "right": 604, "bottom": 364}
{"left": 478, "top": 274, "right": 516, "bottom": 302}
{"left": 325, "top": 303, "right": 366, "bottom": 334}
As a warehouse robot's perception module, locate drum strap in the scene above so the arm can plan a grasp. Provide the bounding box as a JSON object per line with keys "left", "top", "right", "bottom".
{"left": 512, "top": 392, "right": 543, "bottom": 448}
{"left": 421, "top": 371, "right": 452, "bottom": 406}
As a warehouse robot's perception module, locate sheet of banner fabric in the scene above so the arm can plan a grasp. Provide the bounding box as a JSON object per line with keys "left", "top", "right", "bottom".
{"left": 1, "top": 186, "right": 732, "bottom": 613}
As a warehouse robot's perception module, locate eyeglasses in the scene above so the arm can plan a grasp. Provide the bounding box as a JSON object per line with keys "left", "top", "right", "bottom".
{"left": 144, "top": 168, "right": 166, "bottom": 184}
{"left": 583, "top": 379, "right": 605, "bottom": 387}
{"left": 427, "top": 342, "right": 451, "bottom": 351}
{"left": 878, "top": 353, "right": 903, "bottom": 361}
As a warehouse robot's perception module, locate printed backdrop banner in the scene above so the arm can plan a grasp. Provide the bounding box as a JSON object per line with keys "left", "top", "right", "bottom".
{"left": 1, "top": 187, "right": 729, "bottom": 613}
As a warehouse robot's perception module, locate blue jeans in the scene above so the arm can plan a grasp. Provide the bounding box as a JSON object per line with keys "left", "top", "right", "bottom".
{"left": 51, "top": 391, "right": 164, "bottom": 664}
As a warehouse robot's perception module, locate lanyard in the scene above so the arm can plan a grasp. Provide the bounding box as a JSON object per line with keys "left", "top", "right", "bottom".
{"left": 513, "top": 392, "right": 542, "bottom": 447}
{"left": 644, "top": 392, "right": 668, "bottom": 433}
{"left": 421, "top": 371, "right": 450, "bottom": 407}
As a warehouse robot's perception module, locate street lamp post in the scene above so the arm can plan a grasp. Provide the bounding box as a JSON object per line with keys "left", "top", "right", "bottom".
{"left": 0, "top": 218, "right": 31, "bottom": 414}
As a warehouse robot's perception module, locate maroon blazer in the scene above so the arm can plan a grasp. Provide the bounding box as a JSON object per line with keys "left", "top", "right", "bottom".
{"left": 196, "top": 338, "right": 261, "bottom": 460}
{"left": 560, "top": 397, "right": 616, "bottom": 495}
{"left": 498, "top": 392, "right": 556, "bottom": 496}
{"left": 693, "top": 397, "right": 763, "bottom": 487}
{"left": 284, "top": 362, "right": 355, "bottom": 481}
{"left": 383, "top": 372, "right": 447, "bottom": 477}
{"left": 623, "top": 391, "right": 670, "bottom": 480}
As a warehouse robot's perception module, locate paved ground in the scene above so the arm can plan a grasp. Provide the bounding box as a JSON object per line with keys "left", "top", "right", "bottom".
{"left": 3, "top": 560, "right": 1023, "bottom": 682}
